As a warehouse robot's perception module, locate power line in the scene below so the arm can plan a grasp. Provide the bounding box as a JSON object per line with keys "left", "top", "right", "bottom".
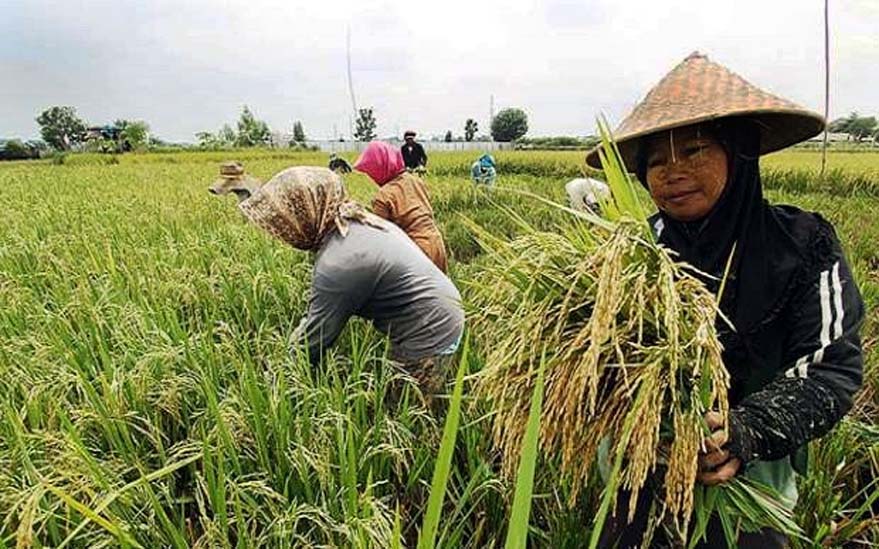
{"left": 821, "top": 0, "right": 830, "bottom": 179}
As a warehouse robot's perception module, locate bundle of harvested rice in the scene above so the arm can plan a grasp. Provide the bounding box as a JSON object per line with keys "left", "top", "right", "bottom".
{"left": 466, "top": 121, "right": 801, "bottom": 547}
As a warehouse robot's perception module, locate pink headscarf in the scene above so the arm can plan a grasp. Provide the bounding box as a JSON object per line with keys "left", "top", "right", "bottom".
{"left": 353, "top": 141, "right": 405, "bottom": 186}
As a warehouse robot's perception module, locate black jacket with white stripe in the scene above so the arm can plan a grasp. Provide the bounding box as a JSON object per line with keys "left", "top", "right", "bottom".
{"left": 720, "top": 209, "right": 865, "bottom": 465}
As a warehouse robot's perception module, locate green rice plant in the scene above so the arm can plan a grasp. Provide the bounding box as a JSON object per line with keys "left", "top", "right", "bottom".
{"left": 418, "top": 336, "right": 469, "bottom": 549}
{"left": 0, "top": 147, "right": 875, "bottom": 546}
{"left": 466, "top": 119, "right": 803, "bottom": 547}
{"left": 503, "top": 350, "right": 547, "bottom": 549}
{"left": 792, "top": 418, "right": 879, "bottom": 547}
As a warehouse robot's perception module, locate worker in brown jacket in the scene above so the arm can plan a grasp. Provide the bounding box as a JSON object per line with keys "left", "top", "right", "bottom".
{"left": 354, "top": 141, "right": 448, "bottom": 272}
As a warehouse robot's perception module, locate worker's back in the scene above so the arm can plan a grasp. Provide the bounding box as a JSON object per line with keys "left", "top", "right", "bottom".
{"left": 311, "top": 220, "right": 463, "bottom": 361}
{"left": 372, "top": 172, "right": 448, "bottom": 272}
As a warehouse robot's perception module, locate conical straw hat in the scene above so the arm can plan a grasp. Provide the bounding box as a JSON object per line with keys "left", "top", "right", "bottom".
{"left": 585, "top": 52, "right": 825, "bottom": 171}
{"left": 210, "top": 160, "right": 261, "bottom": 190}
{"left": 219, "top": 161, "right": 245, "bottom": 177}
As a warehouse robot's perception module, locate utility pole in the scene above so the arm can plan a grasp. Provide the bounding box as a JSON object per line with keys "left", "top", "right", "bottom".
{"left": 346, "top": 26, "right": 358, "bottom": 118}
{"left": 489, "top": 94, "right": 495, "bottom": 135}
{"left": 820, "top": 0, "right": 830, "bottom": 179}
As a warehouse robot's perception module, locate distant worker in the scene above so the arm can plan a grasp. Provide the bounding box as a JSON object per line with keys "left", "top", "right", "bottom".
{"left": 355, "top": 141, "right": 448, "bottom": 272}
{"left": 401, "top": 130, "right": 428, "bottom": 171}
{"left": 470, "top": 153, "right": 497, "bottom": 187}
{"left": 214, "top": 166, "right": 464, "bottom": 395}
{"left": 565, "top": 177, "right": 610, "bottom": 214}
{"left": 208, "top": 161, "right": 263, "bottom": 201}
{"left": 328, "top": 153, "right": 352, "bottom": 174}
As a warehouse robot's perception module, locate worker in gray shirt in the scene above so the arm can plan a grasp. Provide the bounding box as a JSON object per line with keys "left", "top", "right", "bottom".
{"left": 218, "top": 165, "right": 464, "bottom": 394}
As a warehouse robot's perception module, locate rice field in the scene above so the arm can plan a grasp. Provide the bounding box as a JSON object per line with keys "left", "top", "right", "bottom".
{"left": 1, "top": 149, "right": 877, "bottom": 547}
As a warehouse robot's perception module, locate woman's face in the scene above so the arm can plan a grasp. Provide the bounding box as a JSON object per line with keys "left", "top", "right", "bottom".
{"left": 645, "top": 126, "right": 729, "bottom": 221}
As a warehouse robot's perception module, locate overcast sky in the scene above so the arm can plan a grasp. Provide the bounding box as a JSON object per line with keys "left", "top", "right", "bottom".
{"left": 1, "top": 0, "right": 877, "bottom": 142}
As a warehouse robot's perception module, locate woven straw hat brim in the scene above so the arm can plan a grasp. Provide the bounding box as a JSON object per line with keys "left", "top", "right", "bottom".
{"left": 586, "top": 110, "right": 825, "bottom": 172}
{"left": 584, "top": 53, "right": 825, "bottom": 172}
{"left": 220, "top": 163, "right": 245, "bottom": 177}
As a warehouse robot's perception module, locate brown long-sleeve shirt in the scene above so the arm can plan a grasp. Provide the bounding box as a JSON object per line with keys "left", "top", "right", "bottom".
{"left": 372, "top": 172, "right": 448, "bottom": 272}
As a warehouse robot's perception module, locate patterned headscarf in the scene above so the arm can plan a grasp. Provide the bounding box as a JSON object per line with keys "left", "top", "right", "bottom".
{"left": 353, "top": 141, "right": 405, "bottom": 186}
{"left": 239, "top": 166, "right": 383, "bottom": 250}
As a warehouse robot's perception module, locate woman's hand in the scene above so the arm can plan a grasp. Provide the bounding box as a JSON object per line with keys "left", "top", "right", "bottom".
{"left": 697, "top": 411, "right": 742, "bottom": 485}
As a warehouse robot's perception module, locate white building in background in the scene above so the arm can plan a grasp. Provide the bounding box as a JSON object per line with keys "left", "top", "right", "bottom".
{"left": 270, "top": 133, "right": 517, "bottom": 153}
{"left": 806, "top": 132, "right": 852, "bottom": 143}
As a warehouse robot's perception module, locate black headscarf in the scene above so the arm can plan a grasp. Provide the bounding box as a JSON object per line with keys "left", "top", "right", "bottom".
{"left": 636, "top": 118, "right": 813, "bottom": 335}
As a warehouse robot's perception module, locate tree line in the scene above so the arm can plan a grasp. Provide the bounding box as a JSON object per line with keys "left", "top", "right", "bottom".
{"left": 199, "top": 105, "right": 532, "bottom": 148}
{"left": 18, "top": 99, "right": 811, "bottom": 161}
{"left": 3, "top": 103, "right": 536, "bottom": 160}
{"left": 828, "top": 112, "right": 879, "bottom": 142}
{"left": 1, "top": 106, "right": 151, "bottom": 160}
{"left": 5, "top": 103, "right": 875, "bottom": 162}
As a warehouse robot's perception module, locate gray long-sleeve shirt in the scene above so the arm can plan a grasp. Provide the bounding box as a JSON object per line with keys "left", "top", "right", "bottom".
{"left": 293, "top": 220, "right": 464, "bottom": 362}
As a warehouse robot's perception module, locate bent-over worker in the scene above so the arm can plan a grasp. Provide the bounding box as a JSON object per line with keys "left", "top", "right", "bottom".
{"left": 470, "top": 153, "right": 497, "bottom": 187}
{"left": 565, "top": 177, "right": 609, "bottom": 214}
{"left": 232, "top": 166, "right": 464, "bottom": 395}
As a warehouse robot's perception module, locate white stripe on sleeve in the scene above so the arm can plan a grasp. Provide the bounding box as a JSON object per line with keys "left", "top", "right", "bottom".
{"left": 819, "top": 270, "right": 832, "bottom": 346}
{"left": 832, "top": 261, "right": 844, "bottom": 339}
{"left": 783, "top": 263, "right": 849, "bottom": 379}
{"left": 785, "top": 355, "right": 810, "bottom": 379}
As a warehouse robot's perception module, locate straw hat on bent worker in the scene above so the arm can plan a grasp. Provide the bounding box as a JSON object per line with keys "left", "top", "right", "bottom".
{"left": 585, "top": 52, "right": 825, "bottom": 171}
{"left": 210, "top": 161, "right": 263, "bottom": 193}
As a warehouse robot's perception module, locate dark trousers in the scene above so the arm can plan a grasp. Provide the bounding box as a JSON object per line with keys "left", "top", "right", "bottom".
{"left": 597, "top": 486, "right": 787, "bottom": 548}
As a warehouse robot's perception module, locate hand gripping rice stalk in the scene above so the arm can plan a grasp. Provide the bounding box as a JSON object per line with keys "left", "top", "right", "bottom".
{"left": 466, "top": 120, "right": 802, "bottom": 547}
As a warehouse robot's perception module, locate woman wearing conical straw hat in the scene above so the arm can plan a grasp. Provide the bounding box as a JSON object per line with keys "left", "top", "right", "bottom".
{"left": 586, "top": 52, "right": 864, "bottom": 548}
{"left": 213, "top": 165, "right": 464, "bottom": 397}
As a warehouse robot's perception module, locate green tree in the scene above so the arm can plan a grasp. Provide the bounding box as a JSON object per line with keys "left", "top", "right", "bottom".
{"left": 354, "top": 108, "right": 377, "bottom": 142}
{"left": 293, "top": 121, "right": 306, "bottom": 142}
{"left": 444, "top": 130, "right": 453, "bottom": 143}
{"left": 490, "top": 108, "right": 528, "bottom": 142}
{"left": 195, "top": 131, "right": 220, "bottom": 149}
{"left": 848, "top": 116, "right": 877, "bottom": 142}
{"left": 828, "top": 116, "right": 848, "bottom": 133}
{"left": 148, "top": 135, "right": 168, "bottom": 148}
{"left": 27, "top": 139, "right": 48, "bottom": 156}
{"left": 0, "top": 139, "right": 32, "bottom": 160}
{"left": 829, "top": 112, "right": 878, "bottom": 142}
{"left": 196, "top": 124, "right": 237, "bottom": 149}
{"left": 1, "top": 139, "right": 46, "bottom": 160}
{"left": 219, "top": 124, "right": 236, "bottom": 145}
{"left": 236, "top": 106, "right": 271, "bottom": 147}
{"left": 115, "top": 119, "right": 150, "bottom": 151}
{"left": 35, "top": 106, "right": 87, "bottom": 150}
{"left": 464, "top": 118, "right": 478, "bottom": 142}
